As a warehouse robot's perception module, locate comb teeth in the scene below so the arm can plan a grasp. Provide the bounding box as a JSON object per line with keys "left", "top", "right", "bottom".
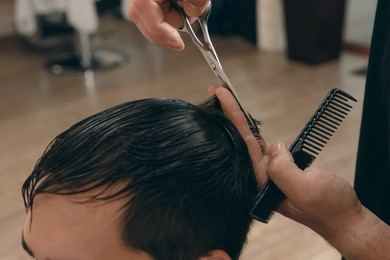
{"left": 291, "top": 88, "right": 357, "bottom": 159}
{"left": 250, "top": 88, "right": 357, "bottom": 223}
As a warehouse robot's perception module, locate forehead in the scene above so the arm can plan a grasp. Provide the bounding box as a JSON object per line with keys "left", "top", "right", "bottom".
{"left": 23, "top": 194, "right": 148, "bottom": 259}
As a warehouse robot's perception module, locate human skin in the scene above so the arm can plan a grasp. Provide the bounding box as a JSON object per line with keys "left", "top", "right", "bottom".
{"left": 21, "top": 92, "right": 247, "bottom": 260}
{"left": 127, "top": 0, "right": 390, "bottom": 250}
{"left": 22, "top": 86, "right": 389, "bottom": 259}
{"left": 22, "top": 193, "right": 153, "bottom": 259}
{"left": 22, "top": 174, "right": 232, "bottom": 260}
{"left": 266, "top": 142, "right": 390, "bottom": 260}
{"left": 128, "top": 0, "right": 210, "bottom": 50}
{"left": 210, "top": 86, "right": 390, "bottom": 259}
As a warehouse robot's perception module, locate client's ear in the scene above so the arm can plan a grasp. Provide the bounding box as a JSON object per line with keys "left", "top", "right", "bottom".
{"left": 198, "top": 249, "right": 231, "bottom": 260}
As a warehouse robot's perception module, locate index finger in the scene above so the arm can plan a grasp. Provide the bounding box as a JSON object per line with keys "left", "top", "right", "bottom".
{"left": 215, "top": 87, "right": 254, "bottom": 141}
{"left": 215, "top": 87, "right": 267, "bottom": 184}
{"left": 129, "top": 0, "right": 184, "bottom": 50}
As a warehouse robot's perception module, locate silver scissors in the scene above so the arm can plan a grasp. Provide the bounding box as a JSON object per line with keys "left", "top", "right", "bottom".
{"left": 170, "top": 1, "right": 256, "bottom": 126}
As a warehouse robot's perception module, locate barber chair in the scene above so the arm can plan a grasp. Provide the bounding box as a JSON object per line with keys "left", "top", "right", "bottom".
{"left": 14, "top": 0, "right": 130, "bottom": 74}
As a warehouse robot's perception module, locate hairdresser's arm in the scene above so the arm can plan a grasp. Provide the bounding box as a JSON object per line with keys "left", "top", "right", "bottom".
{"left": 211, "top": 86, "right": 390, "bottom": 259}
{"left": 267, "top": 142, "right": 390, "bottom": 259}
{"left": 128, "top": 0, "right": 210, "bottom": 50}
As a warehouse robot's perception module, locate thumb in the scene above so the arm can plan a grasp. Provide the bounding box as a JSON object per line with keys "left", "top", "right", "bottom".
{"left": 267, "top": 142, "right": 307, "bottom": 197}
{"left": 268, "top": 142, "right": 294, "bottom": 163}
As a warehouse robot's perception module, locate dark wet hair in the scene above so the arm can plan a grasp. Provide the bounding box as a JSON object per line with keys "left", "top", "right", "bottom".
{"left": 22, "top": 96, "right": 258, "bottom": 260}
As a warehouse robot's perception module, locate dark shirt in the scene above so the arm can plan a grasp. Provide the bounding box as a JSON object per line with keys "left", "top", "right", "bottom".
{"left": 355, "top": 0, "right": 390, "bottom": 224}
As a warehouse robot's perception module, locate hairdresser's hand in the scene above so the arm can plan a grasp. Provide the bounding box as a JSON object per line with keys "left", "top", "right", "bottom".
{"left": 128, "top": 0, "right": 210, "bottom": 51}
{"left": 267, "top": 142, "right": 390, "bottom": 259}
{"left": 267, "top": 142, "right": 360, "bottom": 230}
{"left": 209, "top": 86, "right": 269, "bottom": 187}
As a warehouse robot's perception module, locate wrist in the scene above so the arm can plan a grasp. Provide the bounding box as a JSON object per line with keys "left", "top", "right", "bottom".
{"left": 318, "top": 206, "right": 389, "bottom": 259}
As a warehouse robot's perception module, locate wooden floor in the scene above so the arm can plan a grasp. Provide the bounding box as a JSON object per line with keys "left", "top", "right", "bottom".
{"left": 0, "top": 16, "right": 368, "bottom": 259}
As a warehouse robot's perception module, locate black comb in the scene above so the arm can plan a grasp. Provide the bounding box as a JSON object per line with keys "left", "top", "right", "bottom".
{"left": 250, "top": 88, "right": 357, "bottom": 223}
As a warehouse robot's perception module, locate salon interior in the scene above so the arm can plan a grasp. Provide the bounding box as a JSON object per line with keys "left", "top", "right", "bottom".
{"left": 0, "top": 0, "right": 376, "bottom": 259}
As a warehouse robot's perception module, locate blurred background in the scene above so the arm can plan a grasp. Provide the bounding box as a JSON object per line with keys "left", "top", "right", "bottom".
{"left": 0, "top": 0, "right": 376, "bottom": 259}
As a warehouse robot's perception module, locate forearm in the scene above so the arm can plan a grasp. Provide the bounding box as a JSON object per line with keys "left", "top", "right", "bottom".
{"left": 318, "top": 206, "right": 390, "bottom": 259}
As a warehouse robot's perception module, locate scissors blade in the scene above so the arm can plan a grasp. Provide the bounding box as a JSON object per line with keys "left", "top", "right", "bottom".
{"left": 170, "top": 1, "right": 256, "bottom": 126}
{"left": 198, "top": 48, "right": 256, "bottom": 126}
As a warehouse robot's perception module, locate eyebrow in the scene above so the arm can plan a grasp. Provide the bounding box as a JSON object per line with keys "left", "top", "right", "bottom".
{"left": 21, "top": 232, "right": 35, "bottom": 257}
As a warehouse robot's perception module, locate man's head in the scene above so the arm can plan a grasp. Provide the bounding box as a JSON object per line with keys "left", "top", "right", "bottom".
{"left": 22, "top": 97, "right": 259, "bottom": 260}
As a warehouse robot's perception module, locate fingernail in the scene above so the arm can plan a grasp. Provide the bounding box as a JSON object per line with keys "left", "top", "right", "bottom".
{"left": 169, "top": 42, "right": 185, "bottom": 51}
